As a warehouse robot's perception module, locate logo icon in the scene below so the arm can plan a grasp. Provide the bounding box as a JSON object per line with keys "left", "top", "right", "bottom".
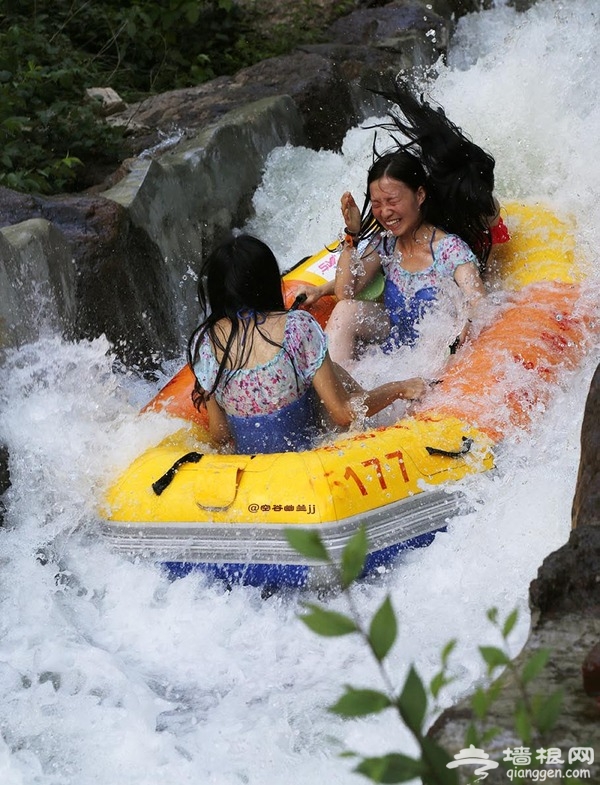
{"left": 446, "top": 744, "right": 500, "bottom": 781}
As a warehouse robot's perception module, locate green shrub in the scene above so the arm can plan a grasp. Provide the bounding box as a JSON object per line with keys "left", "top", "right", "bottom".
{"left": 0, "top": 1, "right": 356, "bottom": 195}
{"left": 0, "top": 17, "right": 125, "bottom": 194}
{"left": 286, "top": 526, "right": 577, "bottom": 785}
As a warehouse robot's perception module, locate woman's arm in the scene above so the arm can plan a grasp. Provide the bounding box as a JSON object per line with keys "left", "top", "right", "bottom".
{"left": 296, "top": 280, "right": 335, "bottom": 307}
{"left": 334, "top": 244, "right": 382, "bottom": 301}
{"left": 312, "top": 354, "right": 426, "bottom": 427}
{"left": 455, "top": 260, "right": 486, "bottom": 297}
{"left": 206, "top": 396, "right": 234, "bottom": 448}
{"left": 453, "top": 261, "right": 486, "bottom": 345}
{"left": 454, "top": 261, "right": 486, "bottom": 311}
{"left": 335, "top": 191, "right": 383, "bottom": 300}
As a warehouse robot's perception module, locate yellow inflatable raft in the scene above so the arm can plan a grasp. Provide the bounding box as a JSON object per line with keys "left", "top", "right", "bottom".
{"left": 100, "top": 203, "right": 597, "bottom": 588}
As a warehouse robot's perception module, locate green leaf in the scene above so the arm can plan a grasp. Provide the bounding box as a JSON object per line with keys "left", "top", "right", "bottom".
{"left": 430, "top": 639, "right": 456, "bottom": 699}
{"left": 429, "top": 671, "right": 453, "bottom": 700}
{"left": 420, "top": 737, "right": 459, "bottom": 785}
{"left": 520, "top": 648, "right": 550, "bottom": 685}
{"left": 486, "top": 607, "right": 499, "bottom": 625}
{"left": 464, "top": 721, "right": 480, "bottom": 747}
{"left": 471, "top": 686, "right": 492, "bottom": 720}
{"left": 534, "top": 689, "right": 563, "bottom": 734}
{"left": 329, "top": 687, "right": 392, "bottom": 717}
{"left": 486, "top": 678, "right": 504, "bottom": 706}
{"left": 285, "top": 529, "right": 329, "bottom": 562}
{"left": 300, "top": 603, "right": 357, "bottom": 637}
{"left": 185, "top": 4, "right": 200, "bottom": 24}
{"left": 479, "top": 646, "right": 511, "bottom": 673}
{"left": 514, "top": 700, "right": 532, "bottom": 744}
{"left": 340, "top": 524, "right": 368, "bottom": 588}
{"left": 355, "top": 753, "right": 423, "bottom": 784}
{"left": 397, "top": 666, "right": 428, "bottom": 736}
{"left": 441, "top": 639, "right": 457, "bottom": 666}
{"left": 502, "top": 608, "right": 519, "bottom": 639}
{"left": 369, "top": 595, "right": 397, "bottom": 662}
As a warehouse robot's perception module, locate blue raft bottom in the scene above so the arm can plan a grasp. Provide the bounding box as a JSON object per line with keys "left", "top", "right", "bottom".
{"left": 161, "top": 527, "right": 446, "bottom": 589}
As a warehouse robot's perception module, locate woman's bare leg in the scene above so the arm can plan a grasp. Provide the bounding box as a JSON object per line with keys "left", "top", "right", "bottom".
{"left": 325, "top": 300, "right": 389, "bottom": 364}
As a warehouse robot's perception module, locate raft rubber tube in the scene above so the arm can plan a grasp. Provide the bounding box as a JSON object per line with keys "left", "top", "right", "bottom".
{"left": 104, "top": 202, "right": 598, "bottom": 538}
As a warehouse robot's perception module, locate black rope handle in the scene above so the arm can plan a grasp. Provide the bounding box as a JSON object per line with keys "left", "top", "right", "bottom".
{"left": 152, "top": 451, "right": 204, "bottom": 496}
{"left": 425, "top": 436, "right": 473, "bottom": 458}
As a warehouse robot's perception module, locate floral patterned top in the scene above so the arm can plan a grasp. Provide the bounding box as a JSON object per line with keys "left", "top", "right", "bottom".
{"left": 373, "top": 231, "right": 478, "bottom": 298}
{"left": 193, "top": 309, "right": 328, "bottom": 417}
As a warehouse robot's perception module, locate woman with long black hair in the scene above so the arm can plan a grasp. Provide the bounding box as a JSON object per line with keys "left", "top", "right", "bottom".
{"left": 307, "top": 81, "right": 508, "bottom": 363}
{"left": 188, "top": 234, "right": 426, "bottom": 454}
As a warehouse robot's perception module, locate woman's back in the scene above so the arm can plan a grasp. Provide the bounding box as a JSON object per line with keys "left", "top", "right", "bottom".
{"left": 189, "top": 233, "right": 427, "bottom": 453}
{"left": 193, "top": 309, "right": 327, "bottom": 417}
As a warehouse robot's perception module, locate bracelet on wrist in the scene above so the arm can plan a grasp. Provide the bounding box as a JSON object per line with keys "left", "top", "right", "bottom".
{"left": 344, "top": 233, "right": 358, "bottom": 247}
{"left": 344, "top": 226, "right": 359, "bottom": 237}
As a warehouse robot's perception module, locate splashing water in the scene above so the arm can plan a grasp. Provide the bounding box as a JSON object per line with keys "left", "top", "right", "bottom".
{"left": 1, "top": 2, "right": 600, "bottom": 783}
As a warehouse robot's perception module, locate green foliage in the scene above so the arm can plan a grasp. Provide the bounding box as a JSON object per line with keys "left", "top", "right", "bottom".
{"left": 397, "top": 666, "right": 428, "bottom": 736}
{"left": 469, "top": 606, "right": 564, "bottom": 751}
{"left": 286, "top": 527, "right": 569, "bottom": 785}
{"left": 356, "top": 753, "right": 424, "bottom": 784}
{"left": 4, "top": 1, "right": 250, "bottom": 96}
{"left": 301, "top": 604, "right": 358, "bottom": 637}
{"left": 331, "top": 688, "right": 392, "bottom": 718}
{"left": 286, "top": 528, "right": 330, "bottom": 562}
{"left": 341, "top": 524, "right": 368, "bottom": 588}
{"left": 369, "top": 596, "right": 397, "bottom": 662}
{"left": 0, "top": 18, "right": 125, "bottom": 193}
{"left": 0, "top": 0, "right": 356, "bottom": 195}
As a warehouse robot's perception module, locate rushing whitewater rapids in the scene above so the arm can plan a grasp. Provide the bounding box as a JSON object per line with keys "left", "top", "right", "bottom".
{"left": 1, "top": 2, "right": 600, "bottom": 783}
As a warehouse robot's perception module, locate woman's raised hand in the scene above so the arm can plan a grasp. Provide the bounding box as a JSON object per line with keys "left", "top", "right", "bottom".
{"left": 341, "top": 191, "right": 361, "bottom": 234}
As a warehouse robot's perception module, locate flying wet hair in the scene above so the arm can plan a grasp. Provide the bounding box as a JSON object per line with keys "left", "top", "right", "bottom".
{"left": 188, "top": 234, "right": 290, "bottom": 410}
{"left": 358, "top": 79, "right": 497, "bottom": 267}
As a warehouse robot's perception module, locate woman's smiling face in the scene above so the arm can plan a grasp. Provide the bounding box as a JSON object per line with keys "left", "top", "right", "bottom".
{"left": 369, "top": 176, "right": 426, "bottom": 237}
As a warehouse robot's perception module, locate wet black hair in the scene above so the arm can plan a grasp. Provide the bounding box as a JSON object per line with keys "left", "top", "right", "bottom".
{"left": 187, "top": 234, "right": 288, "bottom": 409}
{"left": 358, "top": 80, "right": 497, "bottom": 267}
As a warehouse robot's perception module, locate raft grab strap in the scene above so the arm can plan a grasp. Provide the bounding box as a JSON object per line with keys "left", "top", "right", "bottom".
{"left": 425, "top": 437, "right": 473, "bottom": 458}
{"left": 152, "top": 452, "right": 204, "bottom": 496}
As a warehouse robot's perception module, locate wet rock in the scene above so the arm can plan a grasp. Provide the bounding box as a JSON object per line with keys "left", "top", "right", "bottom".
{"left": 572, "top": 361, "right": 600, "bottom": 529}
{"left": 110, "top": 1, "right": 452, "bottom": 159}
{"left": 528, "top": 360, "right": 600, "bottom": 615}
{"left": 582, "top": 642, "right": 600, "bottom": 699}
{"left": 0, "top": 188, "right": 178, "bottom": 368}
{"left": 327, "top": 1, "right": 449, "bottom": 53}
{"left": 85, "top": 87, "right": 127, "bottom": 117}
{"left": 0, "top": 444, "right": 9, "bottom": 525}
{"left": 0, "top": 217, "right": 75, "bottom": 347}
{"left": 529, "top": 526, "right": 600, "bottom": 616}
{"left": 105, "top": 95, "right": 308, "bottom": 346}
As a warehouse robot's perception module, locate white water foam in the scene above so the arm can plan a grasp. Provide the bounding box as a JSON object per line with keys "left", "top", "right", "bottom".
{"left": 1, "top": 2, "right": 600, "bottom": 783}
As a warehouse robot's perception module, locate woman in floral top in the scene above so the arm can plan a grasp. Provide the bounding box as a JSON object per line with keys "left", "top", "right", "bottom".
{"left": 188, "top": 235, "right": 426, "bottom": 454}
{"left": 326, "top": 151, "right": 487, "bottom": 362}
{"left": 302, "top": 81, "right": 504, "bottom": 363}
